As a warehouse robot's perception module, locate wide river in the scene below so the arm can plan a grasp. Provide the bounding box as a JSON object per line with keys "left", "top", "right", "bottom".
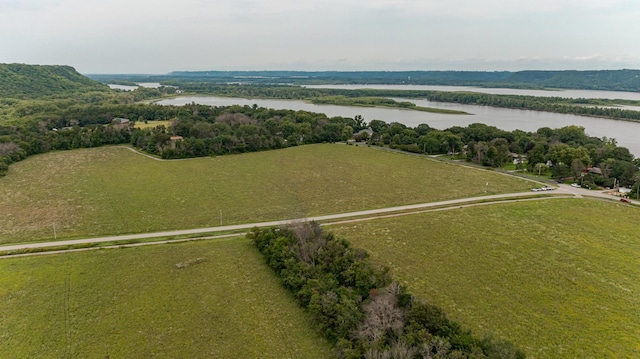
{"left": 306, "top": 84, "right": 640, "bottom": 101}
{"left": 108, "top": 83, "right": 162, "bottom": 91}
{"left": 157, "top": 91, "right": 640, "bottom": 156}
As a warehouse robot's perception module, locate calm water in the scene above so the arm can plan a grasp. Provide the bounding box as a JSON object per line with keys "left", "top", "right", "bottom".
{"left": 157, "top": 96, "right": 640, "bottom": 156}
{"left": 108, "top": 82, "right": 162, "bottom": 91}
{"left": 306, "top": 84, "right": 640, "bottom": 101}
{"left": 138, "top": 82, "right": 162, "bottom": 88}
{"left": 108, "top": 84, "right": 137, "bottom": 91}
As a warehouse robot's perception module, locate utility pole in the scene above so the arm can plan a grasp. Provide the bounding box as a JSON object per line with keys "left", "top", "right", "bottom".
{"left": 53, "top": 223, "right": 57, "bottom": 240}
{"left": 220, "top": 209, "right": 222, "bottom": 226}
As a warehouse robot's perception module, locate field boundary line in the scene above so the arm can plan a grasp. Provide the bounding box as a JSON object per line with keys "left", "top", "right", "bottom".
{"left": 115, "top": 145, "right": 212, "bottom": 162}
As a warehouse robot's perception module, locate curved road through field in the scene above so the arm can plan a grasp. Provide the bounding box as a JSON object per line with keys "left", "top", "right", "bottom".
{"left": 1, "top": 185, "right": 631, "bottom": 256}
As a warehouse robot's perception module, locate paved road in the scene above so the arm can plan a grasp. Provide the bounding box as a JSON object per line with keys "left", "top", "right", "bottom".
{"left": 0, "top": 184, "right": 635, "bottom": 252}
{"left": 555, "top": 183, "right": 635, "bottom": 201}
{"left": 0, "top": 233, "right": 242, "bottom": 259}
{"left": 0, "top": 187, "right": 628, "bottom": 254}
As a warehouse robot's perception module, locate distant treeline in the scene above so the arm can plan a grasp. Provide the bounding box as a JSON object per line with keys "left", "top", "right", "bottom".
{"left": 88, "top": 69, "right": 640, "bottom": 92}
{"left": 423, "top": 91, "right": 640, "bottom": 122}
{"left": 250, "top": 223, "right": 525, "bottom": 358}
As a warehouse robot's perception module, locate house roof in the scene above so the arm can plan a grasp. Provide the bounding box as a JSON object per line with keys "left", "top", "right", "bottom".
{"left": 587, "top": 167, "right": 603, "bottom": 175}
{"left": 112, "top": 117, "right": 130, "bottom": 124}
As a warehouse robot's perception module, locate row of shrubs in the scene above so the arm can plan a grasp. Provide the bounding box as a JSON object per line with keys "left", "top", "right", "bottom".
{"left": 249, "top": 222, "right": 525, "bottom": 358}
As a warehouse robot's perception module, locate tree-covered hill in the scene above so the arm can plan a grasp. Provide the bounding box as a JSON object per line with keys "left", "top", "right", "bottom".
{"left": 0, "top": 63, "right": 108, "bottom": 99}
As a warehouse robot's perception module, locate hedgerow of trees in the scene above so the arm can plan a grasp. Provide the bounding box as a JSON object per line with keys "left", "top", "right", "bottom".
{"left": 250, "top": 222, "right": 526, "bottom": 358}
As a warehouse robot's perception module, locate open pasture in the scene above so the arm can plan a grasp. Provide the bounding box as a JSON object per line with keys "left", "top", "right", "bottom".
{"left": 330, "top": 198, "right": 640, "bottom": 358}
{"left": 133, "top": 120, "right": 171, "bottom": 129}
{"left": 0, "top": 238, "right": 331, "bottom": 358}
{"left": 0, "top": 144, "right": 532, "bottom": 243}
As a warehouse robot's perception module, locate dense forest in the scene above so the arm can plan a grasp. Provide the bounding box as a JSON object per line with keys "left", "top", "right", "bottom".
{"left": 250, "top": 223, "right": 525, "bottom": 358}
{"left": 88, "top": 69, "right": 640, "bottom": 92}
{"left": 0, "top": 64, "right": 109, "bottom": 99}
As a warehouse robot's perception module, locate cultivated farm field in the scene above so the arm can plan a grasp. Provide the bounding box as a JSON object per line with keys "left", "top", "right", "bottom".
{"left": 0, "top": 238, "right": 332, "bottom": 358}
{"left": 0, "top": 144, "right": 533, "bottom": 244}
{"left": 330, "top": 198, "right": 640, "bottom": 358}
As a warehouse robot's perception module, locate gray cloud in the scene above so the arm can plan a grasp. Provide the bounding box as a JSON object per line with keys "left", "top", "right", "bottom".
{"left": 1, "top": 0, "right": 639, "bottom": 73}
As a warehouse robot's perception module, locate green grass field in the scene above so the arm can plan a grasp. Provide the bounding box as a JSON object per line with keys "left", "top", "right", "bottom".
{"left": 134, "top": 120, "right": 171, "bottom": 129}
{"left": 0, "top": 238, "right": 332, "bottom": 358}
{"left": 0, "top": 144, "right": 533, "bottom": 244}
{"left": 330, "top": 198, "right": 640, "bottom": 358}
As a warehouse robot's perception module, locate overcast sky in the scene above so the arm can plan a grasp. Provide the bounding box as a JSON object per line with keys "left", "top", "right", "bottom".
{"left": 1, "top": 0, "right": 639, "bottom": 74}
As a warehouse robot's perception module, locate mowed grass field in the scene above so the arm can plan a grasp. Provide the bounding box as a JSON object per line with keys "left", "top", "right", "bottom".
{"left": 0, "top": 238, "right": 332, "bottom": 358}
{"left": 134, "top": 120, "right": 171, "bottom": 129}
{"left": 0, "top": 144, "right": 533, "bottom": 244}
{"left": 330, "top": 198, "right": 640, "bottom": 358}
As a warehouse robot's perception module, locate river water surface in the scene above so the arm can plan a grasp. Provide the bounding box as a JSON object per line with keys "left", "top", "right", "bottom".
{"left": 157, "top": 95, "right": 640, "bottom": 156}
{"left": 305, "top": 84, "right": 640, "bottom": 101}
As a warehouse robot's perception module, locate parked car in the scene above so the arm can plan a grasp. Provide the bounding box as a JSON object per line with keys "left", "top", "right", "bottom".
{"left": 620, "top": 198, "right": 631, "bottom": 203}
{"left": 532, "top": 186, "right": 555, "bottom": 192}
{"left": 571, "top": 183, "right": 580, "bottom": 188}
